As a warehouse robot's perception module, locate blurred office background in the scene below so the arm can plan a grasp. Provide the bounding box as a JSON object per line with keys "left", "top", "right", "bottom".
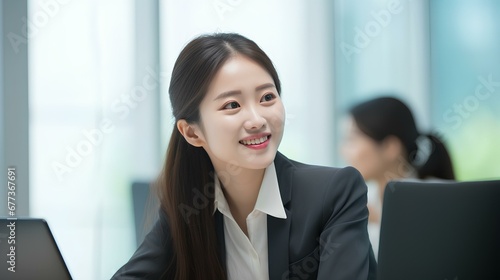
{"left": 1, "top": 0, "right": 499, "bottom": 278}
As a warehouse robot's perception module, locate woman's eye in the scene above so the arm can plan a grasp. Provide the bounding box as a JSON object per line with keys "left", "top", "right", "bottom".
{"left": 261, "top": 93, "right": 276, "bottom": 102}
{"left": 223, "top": 101, "right": 240, "bottom": 109}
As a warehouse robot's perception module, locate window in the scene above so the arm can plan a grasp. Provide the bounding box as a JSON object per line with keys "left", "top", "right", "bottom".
{"left": 29, "top": 0, "right": 156, "bottom": 278}
{"left": 430, "top": 0, "right": 500, "bottom": 180}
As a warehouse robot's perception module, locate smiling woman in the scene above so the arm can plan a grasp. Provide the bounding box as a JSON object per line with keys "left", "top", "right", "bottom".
{"left": 183, "top": 55, "right": 285, "bottom": 173}
{"left": 111, "top": 33, "right": 376, "bottom": 280}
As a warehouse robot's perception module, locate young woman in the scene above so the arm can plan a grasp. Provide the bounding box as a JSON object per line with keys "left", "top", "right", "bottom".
{"left": 341, "top": 96, "right": 455, "bottom": 256}
{"left": 112, "top": 33, "right": 376, "bottom": 280}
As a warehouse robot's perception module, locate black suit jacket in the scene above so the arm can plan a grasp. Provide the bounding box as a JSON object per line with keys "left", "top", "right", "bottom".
{"left": 112, "top": 152, "right": 377, "bottom": 279}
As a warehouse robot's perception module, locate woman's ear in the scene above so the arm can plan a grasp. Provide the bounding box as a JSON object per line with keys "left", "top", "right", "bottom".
{"left": 381, "top": 136, "right": 404, "bottom": 162}
{"left": 177, "top": 119, "right": 206, "bottom": 147}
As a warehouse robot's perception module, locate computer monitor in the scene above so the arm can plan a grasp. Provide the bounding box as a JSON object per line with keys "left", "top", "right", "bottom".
{"left": 377, "top": 180, "right": 500, "bottom": 280}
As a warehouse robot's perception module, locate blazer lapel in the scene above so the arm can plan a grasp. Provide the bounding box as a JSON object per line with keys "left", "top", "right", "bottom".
{"left": 215, "top": 152, "right": 295, "bottom": 278}
{"left": 267, "top": 209, "right": 292, "bottom": 279}
{"left": 268, "top": 152, "right": 294, "bottom": 279}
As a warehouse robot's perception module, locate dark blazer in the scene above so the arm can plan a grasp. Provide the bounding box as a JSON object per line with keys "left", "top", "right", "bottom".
{"left": 112, "top": 152, "right": 377, "bottom": 279}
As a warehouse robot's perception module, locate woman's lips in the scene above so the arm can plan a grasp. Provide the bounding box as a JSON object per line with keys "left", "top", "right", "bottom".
{"left": 239, "top": 135, "right": 271, "bottom": 149}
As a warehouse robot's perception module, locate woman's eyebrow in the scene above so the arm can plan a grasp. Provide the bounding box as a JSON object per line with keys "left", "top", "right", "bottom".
{"left": 255, "top": 83, "right": 275, "bottom": 91}
{"left": 213, "top": 90, "right": 241, "bottom": 101}
{"left": 213, "top": 83, "right": 276, "bottom": 101}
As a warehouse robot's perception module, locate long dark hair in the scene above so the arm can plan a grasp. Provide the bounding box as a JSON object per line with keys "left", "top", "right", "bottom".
{"left": 157, "top": 33, "right": 281, "bottom": 280}
{"left": 350, "top": 96, "right": 455, "bottom": 180}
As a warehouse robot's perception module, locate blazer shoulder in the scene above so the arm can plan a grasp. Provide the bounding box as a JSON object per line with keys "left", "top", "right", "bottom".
{"left": 290, "top": 159, "right": 363, "bottom": 190}
{"left": 286, "top": 160, "right": 367, "bottom": 221}
{"left": 275, "top": 152, "right": 365, "bottom": 196}
{"left": 111, "top": 209, "right": 174, "bottom": 279}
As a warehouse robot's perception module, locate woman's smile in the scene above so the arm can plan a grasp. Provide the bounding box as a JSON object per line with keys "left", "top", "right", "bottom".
{"left": 194, "top": 54, "right": 285, "bottom": 171}
{"left": 239, "top": 134, "right": 271, "bottom": 149}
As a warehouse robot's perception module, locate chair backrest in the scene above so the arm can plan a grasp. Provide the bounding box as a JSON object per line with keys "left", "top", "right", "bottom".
{"left": 377, "top": 179, "right": 500, "bottom": 280}
{"left": 132, "top": 181, "right": 159, "bottom": 247}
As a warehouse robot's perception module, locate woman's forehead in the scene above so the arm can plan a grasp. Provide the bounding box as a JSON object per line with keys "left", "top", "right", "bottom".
{"left": 205, "top": 55, "right": 274, "bottom": 97}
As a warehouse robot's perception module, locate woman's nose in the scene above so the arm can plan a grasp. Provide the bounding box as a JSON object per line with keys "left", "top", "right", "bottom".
{"left": 244, "top": 107, "right": 266, "bottom": 130}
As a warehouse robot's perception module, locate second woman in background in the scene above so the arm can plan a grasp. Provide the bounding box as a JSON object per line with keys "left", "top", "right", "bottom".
{"left": 341, "top": 96, "right": 455, "bottom": 256}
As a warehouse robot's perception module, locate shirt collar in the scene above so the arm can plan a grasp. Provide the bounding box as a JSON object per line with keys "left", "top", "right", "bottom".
{"left": 213, "top": 162, "right": 287, "bottom": 219}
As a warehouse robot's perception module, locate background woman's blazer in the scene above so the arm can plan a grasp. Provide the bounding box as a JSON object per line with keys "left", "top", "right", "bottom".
{"left": 112, "top": 152, "right": 377, "bottom": 279}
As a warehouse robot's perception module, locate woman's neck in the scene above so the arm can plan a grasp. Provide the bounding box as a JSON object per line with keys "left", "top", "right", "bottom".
{"left": 375, "top": 158, "right": 417, "bottom": 203}
{"left": 216, "top": 166, "right": 266, "bottom": 234}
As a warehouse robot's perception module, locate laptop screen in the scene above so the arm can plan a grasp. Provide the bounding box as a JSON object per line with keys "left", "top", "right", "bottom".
{"left": 0, "top": 218, "right": 72, "bottom": 280}
{"left": 377, "top": 180, "right": 500, "bottom": 280}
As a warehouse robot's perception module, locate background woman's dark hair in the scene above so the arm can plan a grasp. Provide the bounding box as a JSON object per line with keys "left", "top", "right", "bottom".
{"left": 157, "top": 33, "right": 281, "bottom": 280}
{"left": 349, "top": 96, "right": 455, "bottom": 180}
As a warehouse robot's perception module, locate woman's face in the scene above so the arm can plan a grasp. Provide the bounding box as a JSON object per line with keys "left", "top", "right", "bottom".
{"left": 194, "top": 55, "right": 285, "bottom": 172}
{"left": 341, "top": 117, "right": 387, "bottom": 181}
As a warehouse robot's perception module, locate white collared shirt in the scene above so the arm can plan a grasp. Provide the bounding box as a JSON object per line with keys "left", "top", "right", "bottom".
{"left": 213, "top": 163, "right": 287, "bottom": 280}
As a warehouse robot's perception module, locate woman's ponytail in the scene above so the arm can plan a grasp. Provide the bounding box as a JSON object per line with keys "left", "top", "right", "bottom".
{"left": 411, "top": 133, "right": 455, "bottom": 180}
{"left": 157, "top": 126, "right": 224, "bottom": 279}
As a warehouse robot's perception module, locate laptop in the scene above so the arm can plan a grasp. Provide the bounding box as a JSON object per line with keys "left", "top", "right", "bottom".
{"left": 0, "top": 218, "right": 72, "bottom": 280}
{"left": 377, "top": 180, "right": 500, "bottom": 280}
